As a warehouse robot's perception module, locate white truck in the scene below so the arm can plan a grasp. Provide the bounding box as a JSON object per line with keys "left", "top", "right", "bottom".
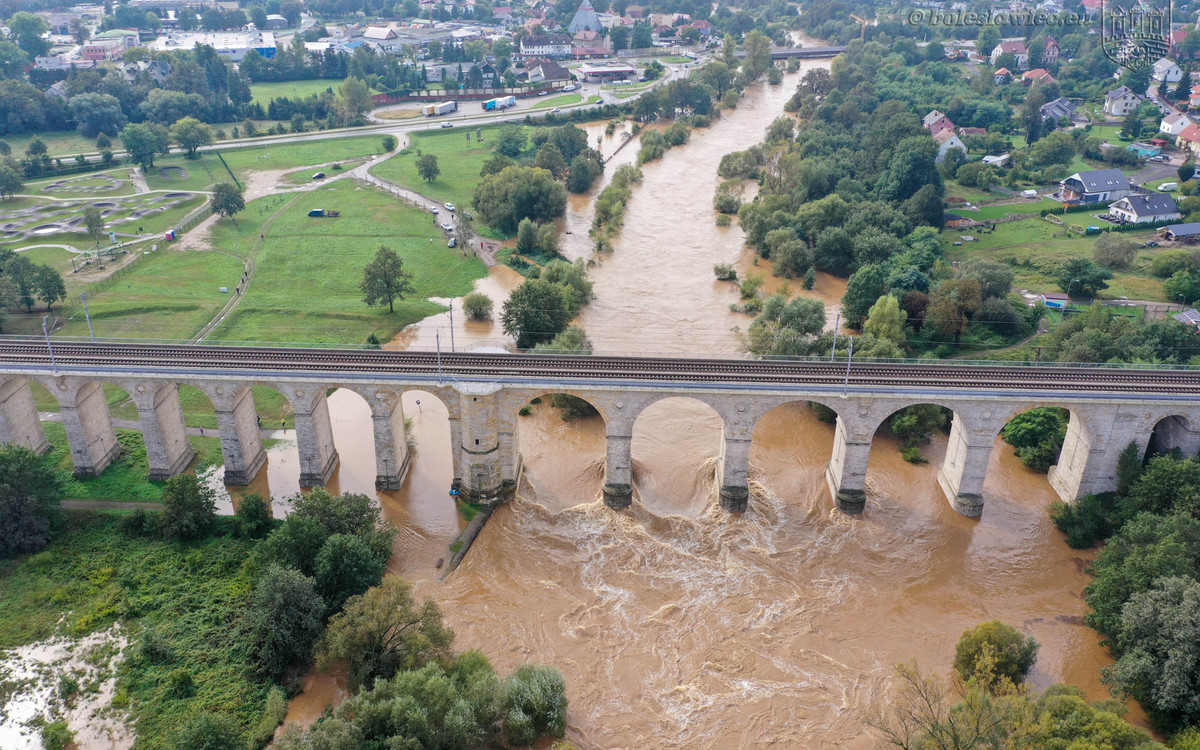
{"left": 423, "top": 100, "right": 458, "bottom": 116}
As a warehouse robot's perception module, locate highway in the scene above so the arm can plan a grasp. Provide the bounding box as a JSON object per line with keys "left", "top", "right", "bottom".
{"left": 2, "top": 341, "right": 1199, "bottom": 397}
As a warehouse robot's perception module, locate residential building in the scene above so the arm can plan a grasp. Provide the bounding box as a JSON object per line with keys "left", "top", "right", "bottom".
{"left": 1059, "top": 169, "right": 1133, "bottom": 203}
{"left": 1128, "top": 141, "right": 1163, "bottom": 157}
{"left": 82, "top": 40, "right": 126, "bottom": 61}
{"left": 1153, "top": 57, "right": 1185, "bottom": 82}
{"left": 119, "top": 59, "right": 171, "bottom": 84}
{"left": 568, "top": 0, "right": 603, "bottom": 33}
{"left": 993, "top": 67, "right": 1012, "bottom": 84}
{"left": 990, "top": 39, "right": 1028, "bottom": 69}
{"left": 524, "top": 57, "right": 569, "bottom": 82}
{"left": 1161, "top": 111, "right": 1195, "bottom": 135}
{"left": 1022, "top": 68, "right": 1054, "bottom": 84}
{"left": 1108, "top": 192, "right": 1181, "bottom": 223}
{"left": 519, "top": 34, "right": 572, "bottom": 58}
{"left": 922, "top": 109, "right": 948, "bottom": 127}
{"left": 1041, "top": 96, "right": 1076, "bottom": 121}
{"left": 1042, "top": 36, "right": 1060, "bottom": 64}
{"left": 1176, "top": 122, "right": 1200, "bottom": 156}
{"left": 1104, "top": 85, "right": 1142, "bottom": 116}
{"left": 982, "top": 153, "right": 1011, "bottom": 167}
{"left": 933, "top": 129, "right": 966, "bottom": 163}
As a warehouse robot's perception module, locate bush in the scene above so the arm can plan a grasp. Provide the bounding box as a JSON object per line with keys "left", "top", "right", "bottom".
{"left": 158, "top": 474, "right": 216, "bottom": 542}
{"left": 244, "top": 564, "right": 326, "bottom": 680}
{"left": 236, "top": 493, "right": 272, "bottom": 538}
{"left": 314, "top": 533, "right": 387, "bottom": 614}
{"left": 40, "top": 720, "right": 73, "bottom": 750}
{"left": 716, "top": 213, "right": 731, "bottom": 226}
{"left": 953, "top": 620, "right": 1039, "bottom": 690}
{"left": 0, "top": 445, "right": 64, "bottom": 558}
{"left": 1000, "top": 408, "right": 1068, "bottom": 473}
{"left": 462, "top": 291, "right": 494, "bottom": 321}
{"left": 713, "top": 263, "right": 737, "bottom": 281}
{"left": 164, "top": 668, "right": 195, "bottom": 697}
{"left": 170, "top": 712, "right": 244, "bottom": 750}
{"left": 1050, "top": 494, "right": 1116, "bottom": 548}
{"left": 1093, "top": 233, "right": 1138, "bottom": 269}
{"left": 519, "top": 405, "right": 532, "bottom": 416}
{"left": 501, "top": 665, "right": 569, "bottom": 746}
{"left": 1151, "top": 249, "right": 1196, "bottom": 278}
{"left": 118, "top": 508, "right": 159, "bottom": 537}
{"left": 382, "top": 135, "right": 398, "bottom": 151}
{"left": 739, "top": 273, "right": 764, "bottom": 299}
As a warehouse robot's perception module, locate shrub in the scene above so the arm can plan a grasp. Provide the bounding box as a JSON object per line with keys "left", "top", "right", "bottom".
{"left": 40, "top": 720, "right": 73, "bottom": 750}
{"left": 1151, "top": 249, "right": 1196, "bottom": 278}
{"left": 501, "top": 665, "right": 569, "bottom": 746}
{"left": 739, "top": 273, "right": 764, "bottom": 299}
{"left": 158, "top": 474, "right": 216, "bottom": 542}
{"left": 519, "top": 405, "right": 532, "bottom": 416}
{"left": 463, "top": 292, "right": 494, "bottom": 321}
{"left": 118, "top": 508, "right": 158, "bottom": 537}
{"left": 713, "top": 263, "right": 737, "bottom": 281}
{"left": 1050, "top": 494, "right": 1116, "bottom": 548}
{"left": 953, "top": 620, "right": 1039, "bottom": 690}
{"left": 164, "top": 668, "right": 195, "bottom": 697}
{"left": 382, "top": 135, "right": 398, "bottom": 151}
{"left": 716, "top": 213, "right": 731, "bottom": 226}
{"left": 236, "top": 493, "right": 272, "bottom": 538}
{"left": 0, "top": 445, "right": 64, "bottom": 558}
{"left": 170, "top": 712, "right": 244, "bottom": 750}
{"left": 314, "top": 533, "right": 387, "bottom": 614}
{"left": 244, "top": 564, "right": 325, "bottom": 679}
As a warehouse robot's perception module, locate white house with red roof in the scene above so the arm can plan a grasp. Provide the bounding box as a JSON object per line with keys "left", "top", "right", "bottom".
{"left": 990, "top": 39, "right": 1028, "bottom": 69}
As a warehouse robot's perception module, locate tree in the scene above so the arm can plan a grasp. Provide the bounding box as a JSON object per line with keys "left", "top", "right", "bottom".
{"left": 1000, "top": 408, "right": 1068, "bottom": 472}
{"left": 210, "top": 182, "right": 245, "bottom": 220}
{"left": 501, "top": 279, "right": 570, "bottom": 349}
{"left": 1093, "top": 233, "right": 1138, "bottom": 269}
{"left": 841, "top": 264, "right": 889, "bottom": 329}
{"left": 567, "top": 154, "right": 597, "bottom": 193}
{"left": 120, "top": 123, "right": 170, "bottom": 169}
{"left": 741, "top": 30, "right": 772, "bottom": 80}
{"left": 337, "top": 76, "right": 373, "bottom": 123}
{"left": 814, "top": 227, "right": 854, "bottom": 276}
{"left": 954, "top": 620, "right": 1039, "bottom": 691}
{"left": 382, "top": 135, "right": 398, "bottom": 152}
{"left": 516, "top": 218, "right": 538, "bottom": 253}
{"left": 314, "top": 533, "right": 386, "bottom": 614}
{"left": 169, "top": 713, "right": 244, "bottom": 750}
{"left": 416, "top": 153, "right": 440, "bottom": 182}
{"left": 83, "top": 206, "right": 105, "bottom": 244}
{"left": 957, "top": 259, "right": 1012, "bottom": 300}
{"left": 0, "top": 165, "right": 22, "bottom": 200}
{"left": 534, "top": 143, "right": 567, "bottom": 178}
{"left": 169, "top": 116, "right": 213, "bottom": 159}
{"left": 158, "top": 474, "right": 217, "bottom": 541}
{"left": 501, "top": 665, "right": 569, "bottom": 746}
{"left": 1057, "top": 258, "right": 1112, "bottom": 298}
{"left": 0, "top": 445, "right": 63, "bottom": 558}
{"left": 235, "top": 493, "right": 272, "bottom": 538}
{"left": 533, "top": 326, "right": 592, "bottom": 354}
{"left": 494, "top": 124, "right": 527, "bottom": 157}
{"left": 1107, "top": 576, "right": 1200, "bottom": 731}
{"left": 864, "top": 295, "right": 906, "bottom": 344}
{"left": 320, "top": 578, "right": 455, "bottom": 688}
{"left": 256, "top": 515, "right": 328, "bottom": 577}
{"left": 632, "top": 23, "right": 653, "bottom": 49}
{"left": 1180, "top": 160, "right": 1196, "bottom": 183}
{"left": 1120, "top": 109, "right": 1143, "bottom": 140}
{"left": 611, "top": 26, "right": 630, "bottom": 51}
{"left": 67, "top": 93, "right": 126, "bottom": 138}
{"left": 244, "top": 564, "right": 325, "bottom": 679}
{"left": 472, "top": 166, "right": 568, "bottom": 233}
{"left": 462, "top": 292, "right": 493, "bottom": 320}
{"left": 34, "top": 265, "right": 65, "bottom": 312}
{"left": 361, "top": 245, "right": 415, "bottom": 314}
{"left": 8, "top": 12, "right": 50, "bottom": 59}
{"left": 976, "top": 26, "right": 1001, "bottom": 57}
{"left": 926, "top": 278, "right": 982, "bottom": 347}
{"left": 0, "top": 41, "right": 29, "bottom": 78}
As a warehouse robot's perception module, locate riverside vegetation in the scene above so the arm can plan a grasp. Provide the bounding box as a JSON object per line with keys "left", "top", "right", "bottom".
{"left": 0, "top": 445, "right": 570, "bottom": 749}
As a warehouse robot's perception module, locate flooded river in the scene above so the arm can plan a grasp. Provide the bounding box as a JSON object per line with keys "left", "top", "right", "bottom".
{"left": 263, "top": 56, "right": 1134, "bottom": 747}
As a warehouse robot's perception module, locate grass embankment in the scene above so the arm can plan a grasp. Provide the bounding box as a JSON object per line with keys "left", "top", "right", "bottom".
{"left": 38, "top": 422, "right": 225, "bottom": 502}
{"left": 530, "top": 93, "right": 583, "bottom": 109}
{"left": 368, "top": 125, "right": 526, "bottom": 225}
{"left": 0, "top": 512, "right": 276, "bottom": 747}
{"left": 144, "top": 136, "right": 389, "bottom": 192}
{"left": 32, "top": 381, "right": 294, "bottom": 431}
{"left": 207, "top": 179, "right": 485, "bottom": 344}
{"left": 946, "top": 217, "right": 1164, "bottom": 300}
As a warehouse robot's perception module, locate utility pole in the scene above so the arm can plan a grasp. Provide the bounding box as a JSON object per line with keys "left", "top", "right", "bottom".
{"left": 80, "top": 292, "right": 95, "bottom": 342}
{"left": 829, "top": 312, "right": 840, "bottom": 360}
{"left": 842, "top": 336, "right": 854, "bottom": 397}
{"left": 436, "top": 330, "right": 443, "bottom": 379}
{"left": 42, "top": 316, "right": 58, "bottom": 375}
{"left": 449, "top": 307, "right": 455, "bottom": 352}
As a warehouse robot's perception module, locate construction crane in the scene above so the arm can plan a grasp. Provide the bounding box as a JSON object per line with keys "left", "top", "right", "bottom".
{"left": 850, "top": 13, "right": 869, "bottom": 41}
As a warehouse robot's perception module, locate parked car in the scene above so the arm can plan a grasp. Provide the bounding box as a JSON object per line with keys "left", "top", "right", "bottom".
{"left": 1159, "top": 182, "right": 1179, "bottom": 192}
{"left": 430, "top": 207, "right": 439, "bottom": 214}
{"left": 312, "top": 172, "right": 326, "bottom": 180}
{"left": 444, "top": 202, "right": 455, "bottom": 211}
{"left": 537, "top": 90, "right": 548, "bottom": 96}
{"left": 441, "top": 222, "right": 454, "bottom": 231}
{"left": 551, "top": 108, "right": 561, "bottom": 114}
{"left": 1149, "top": 155, "right": 1167, "bottom": 162}
{"left": 448, "top": 237, "right": 457, "bottom": 248}
{"left": 441, "top": 122, "right": 453, "bottom": 128}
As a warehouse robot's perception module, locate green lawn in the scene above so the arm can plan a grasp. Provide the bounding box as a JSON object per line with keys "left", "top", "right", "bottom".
{"left": 958, "top": 197, "right": 1061, "bottom": 221}
{"left": 206, "top": 179, "right": 486, "bottom": 344}
{"left": 144, "top": 136, "right": 391, "bottom": 193}
{"left": 946, "top": 218, "right": 1166, "bottom": 300}
{"left": 10, "top": 249, "right": 247, "bottom": 340}
{"left": 23, "top": 168, "right": 139, "bottom": 197}
{"left": 0, "top": 511, "right": 280, "bottom": 748}
{"left": 0, "top": 129, "right": 102, "bottom": 157}
{"left": 369, "top": 125, "right": 528, "bottom": 226}
{"left": 530, "top": 93, "right": 582, "bottom": 109}
{"left": 249, "top": 78, "right": 344, "bottom": 106}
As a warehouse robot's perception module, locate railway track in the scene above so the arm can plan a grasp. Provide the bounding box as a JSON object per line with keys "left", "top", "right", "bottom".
{"left": 2, "top": 341, "right": 1200, "bottom": 395}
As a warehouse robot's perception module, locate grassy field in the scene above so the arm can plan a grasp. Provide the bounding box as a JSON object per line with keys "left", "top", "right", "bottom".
{"left": 249, "top": 78, "right": 343, "bottom": 106}
{"left": 0, "top": 129, "right": 101, "bottom": 157}
{"left": 144, "top": 136, "right": 390, "bottom": 192}
{"left": 530, "top": 93, "right": 582, "bottom": 109}
{"left": 206, "top": 179, "right": 486, "bottom": 344}
{"left": 369, "top": 125, "right": 526, "bottom": 228}
{"left": 947, "top": 217, "right": 1166, "bottom": 300}
{"left": 0, "top": 512, "right": 278, "bottom": 748}
{"left": 957, "top": 197, "right": 1060, "bottom": 221}
{"left": 5, "top": 249, "right": 246, "bottom": 340}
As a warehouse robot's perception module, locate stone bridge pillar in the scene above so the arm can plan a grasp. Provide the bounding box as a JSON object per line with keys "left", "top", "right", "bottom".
{"left": 457, "top": 383, "right": 517, "bottom": 503}
{"left": 718, "top": 402, "right": 757, "bottom": 513}
{"left": 129, "top": 382, "right": 194, "bottom": 482}
{"left": 936, "top": 413, "right": 997, "bottom": 518}
{"left": 603, "top": 416, "right": 634, "bottom": 509}
{"left": 290, "top": 387, "right": 339, "bottom": 487}
{"left": 0, "top": 378, "right": 49, "bottom": 455}
{"left": 1049, "top": 406, "right": 1157, "bottom": 501}
{"left": 210, "top": 385, "right": 266, "bottom": 486}
{"left": 826, "top": 415, "right": 872, "bottom": 514}
{"left": 370, "top": 389, "right": 410, "bottom": 490}
{"left": 55, "top": 379, "right": 121, "bottom": 478}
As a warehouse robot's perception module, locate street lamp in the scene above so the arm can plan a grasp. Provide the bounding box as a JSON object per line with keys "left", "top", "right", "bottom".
{"left": 1062, "top": 277, "right": 1080, "bottom": 319}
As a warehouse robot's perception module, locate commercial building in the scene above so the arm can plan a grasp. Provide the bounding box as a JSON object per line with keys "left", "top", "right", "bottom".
{"left": 151, "top": 30, "right": 277, "bottom": 61}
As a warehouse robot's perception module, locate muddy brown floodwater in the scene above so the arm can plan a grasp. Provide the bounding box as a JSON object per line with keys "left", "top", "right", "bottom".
{"left": 264, "top": 59, "right": 1137, "bottom": 746}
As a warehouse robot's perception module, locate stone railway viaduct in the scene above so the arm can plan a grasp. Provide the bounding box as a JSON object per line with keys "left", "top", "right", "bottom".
{"left": 1, "top": 343, "right": 1199, "bottom": 517}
